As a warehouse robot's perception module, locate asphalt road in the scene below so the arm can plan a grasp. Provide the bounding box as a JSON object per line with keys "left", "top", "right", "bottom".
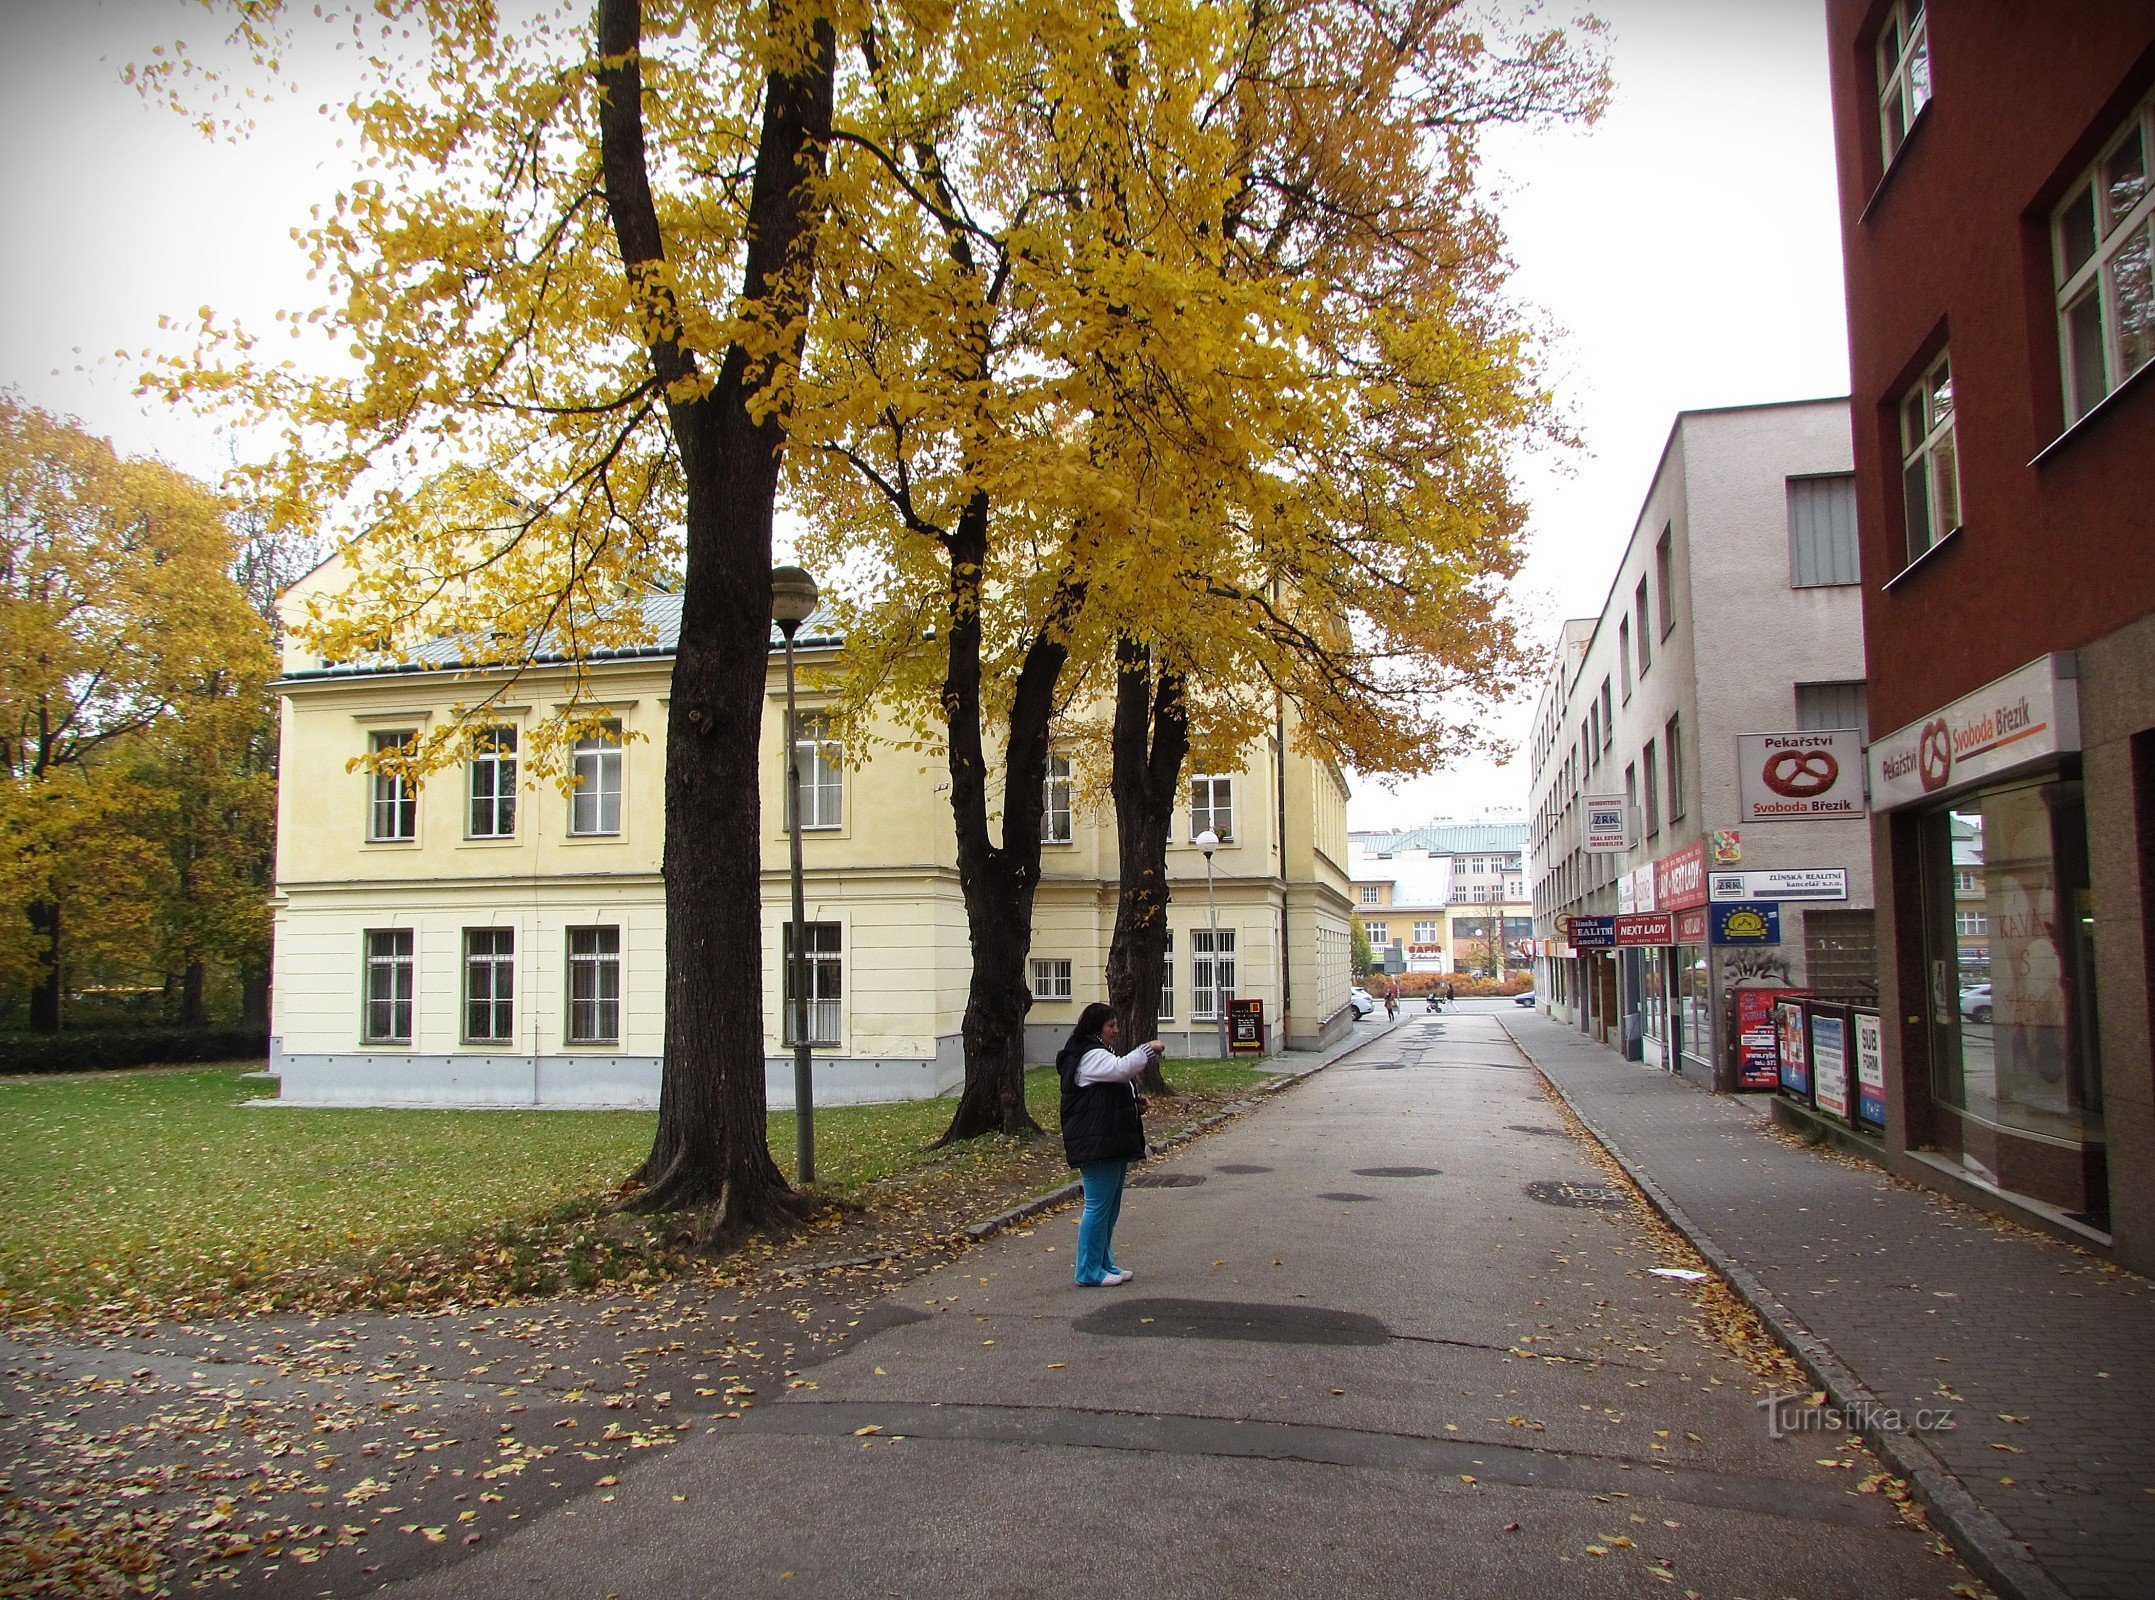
{"left": 386, "top": 1005, "right": 1977, "bottom": 1599}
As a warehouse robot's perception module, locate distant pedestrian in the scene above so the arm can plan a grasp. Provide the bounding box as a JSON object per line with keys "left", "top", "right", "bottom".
{"left": 1445, "top": 981, "right": 1456, "bottom": 1006}
{"left": 1056, "top": 1002, "right": 1162, "bottom": 1287}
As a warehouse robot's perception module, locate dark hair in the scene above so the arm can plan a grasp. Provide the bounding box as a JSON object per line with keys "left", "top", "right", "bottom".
{"left": 1064, "top": 1002, "right": 1115, "bottom": 1054}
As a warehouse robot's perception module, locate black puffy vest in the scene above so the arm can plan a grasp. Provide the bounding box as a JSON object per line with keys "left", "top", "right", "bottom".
{"left": 1056, "top": 1038, "right": 1147, "bottom": 1168}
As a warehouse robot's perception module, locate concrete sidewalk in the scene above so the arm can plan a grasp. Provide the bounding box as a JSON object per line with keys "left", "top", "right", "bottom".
{"left": 1499, "top": 1006, "right": 2155, "bottom": 1600}
{"left": 385, "top": 1008, "right": 1971, "bottom": 1600}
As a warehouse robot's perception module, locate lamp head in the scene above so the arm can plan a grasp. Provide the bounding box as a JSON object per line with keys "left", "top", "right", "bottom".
{"left": 1196, "top": 828, "right": 1219, "bottom": 857}
{"left": 770, "top": 565, "right": 819, "bottom": 636}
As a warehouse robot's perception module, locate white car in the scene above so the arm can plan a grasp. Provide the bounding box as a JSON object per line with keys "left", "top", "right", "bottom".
{"left": 1349, "top": 987, "right": 1377, "bottom": 1019}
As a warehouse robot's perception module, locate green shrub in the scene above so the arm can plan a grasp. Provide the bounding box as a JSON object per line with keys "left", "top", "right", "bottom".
{"left": 0, "top": 1027, "right": 267, "bottom": 1075}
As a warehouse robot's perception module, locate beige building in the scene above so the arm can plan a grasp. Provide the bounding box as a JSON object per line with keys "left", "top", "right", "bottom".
{"left": 268, "top": 574, "right": 1357, "bottom": 1108}
{"left": 1346, "top": 823, "right": 1531, "bottom": 978}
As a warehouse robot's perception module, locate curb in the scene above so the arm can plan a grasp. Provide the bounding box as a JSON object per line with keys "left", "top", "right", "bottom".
{"left": 1501, "top": 1020, "right": 2072, "bottom": 1600}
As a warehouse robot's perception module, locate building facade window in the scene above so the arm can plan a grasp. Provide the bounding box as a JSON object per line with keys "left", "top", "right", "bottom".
{"left": 468, "top": 725, "right": 518, "bottom": 838}
{"left": 781, "top": 921, "right": 842, "bottom": 1045}
{"left": 793, "top": 714, "right": 843, "bottom": 830}
{"left": 570, "top": 722, "right": 624, "bottom": 836}
{"left": 1030, "top": 958, "right": 1073, "bottom": 1001}
{"left": 1900, "top": 349, "right": 1961, "bottom": 562}
{"left": 368, "top": 730, "right": 418, "bottom": 842}
{"left": 1954, "top": 910, "right": 1989, "bottom": 938}
{"left": 1414, "top": 920, "right": 1439, "bottom": 942}
{"left": 1158, "top": 930, "right": 1175, "bottom": 1021}
{"left": 1190, "top": 774, "right": 1234, "bottom": 841}
{"left": 1875, "top": 1, "right": 1932, "bottom": 166}
{"left": 566, "top": 926, "right": 622, "bottom": 1044}
{"left": 363, "top": 928, "right": 414, "bottom": 1044}
{"left": 2054, "top": 90, "right": 2153, "bottom": 425}
{"left": 1654, "top": 527, "right": 1675, "bottom": 637}
{"left": 1665, "top": 714, "right": 1685, "bottom": 822}
{"left": 1360, "top": 884, "right": 1381, "bottom": 905}
{"left": 1191, "top": 927, "right": 1236, "bottom": 1020}
{"left": 1042, "top": 754, "right": 1073, "bottom": 844}
{"left": 1635, "top": 577, "right": 1652, "bottom": 672}
{"left": 1619, "top": 618, "right": 1632, "bottom": 700}
{"left": 1643, "top": 743, "right": 1661, "bottom": 838}
{"left": 1364, "top": 921, "right": 1389, "bottom": 946}
{"left": 1600, "top": 679, "right": 1613, "bottom": 748}
{"left": 1787, "top": 474, "right": 1861, "bottom": 587}
{"left": 463, "top": 927, "right": 515, "bottom": 1043}
{"left": 1797, "top": 680, "right": 1871, "bottom": 735}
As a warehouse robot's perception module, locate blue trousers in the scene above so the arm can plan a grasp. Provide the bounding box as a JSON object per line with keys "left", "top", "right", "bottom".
{"left": 1074, "top": 1160, "right": 1129, "bottom": 1284}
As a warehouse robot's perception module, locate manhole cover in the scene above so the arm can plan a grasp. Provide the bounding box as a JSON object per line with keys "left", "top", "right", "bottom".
{"left": 1130, "top": 1172, "right": 1206, "bottom": 1188}
{"left": 1215, "top": 1163, "right": 1273, "bottom": 1174}
{"left": 1316, "top": 1191, "right": 1377, "bottom": 1202}
{"left": 1073, "top": 1296, "right": 1391, "bottom": 1346}
{"left": 1352, "top": 1166, "right": 1442, "bottom": 1178}
{"left": 1507, "top": 1125, "right": 1565, "bottom": 1137}
{"left": 1525, "top": 1179, "right": 1624, "bottom": 1210}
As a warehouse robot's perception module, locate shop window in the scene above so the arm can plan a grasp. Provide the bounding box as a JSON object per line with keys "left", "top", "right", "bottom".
{"left": 781, "top": 921, "right": 842, "bottom": 1045}
{"left": 368, "top": 730, "right": 418, "bottom": 842}
{"left": 468, "top": 726, "right": 518, "bottom": 838}
{"left": 567, "top": 926, "right": 622, "bottom": 1044}
{"left": 1787, "top": 474, "right": 1860, "bottom": 587}
{"left": 570, "top": 722, "right": 624, "bottom": 836}
{"left": 1875, "top": 1, "right": 1932, "bottom": 167}
{"left": 1899, "top": 349, "right": 1961, "bottom": 562}
{"left": 2053, "top": 90, "right": 2153, "bottom": 425}
{"left": 464, "top": 927, "right": 515, "bottom": 1043}
{"left": 363, "top": 929, "right": 414, "bottom": 1044}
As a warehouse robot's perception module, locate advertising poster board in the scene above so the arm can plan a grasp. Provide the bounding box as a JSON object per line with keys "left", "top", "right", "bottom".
{"left": 1853, "top": 1011, "right": 1887, "bottom": 1129}
{"left": 1615, "top": 912, "right": 1675, "bottom": 946}
{"left": 1811, "top": 1010, "right": 1850, "bottom": 1120}
{"left": 1654, "top": 841, "right": 1710, "bottom": 910}
{"left": 1775, "top": 999, "right": 1811, "bottom": 1099}
{"left": 1734, "top": 987, "right": 1806, "bottom": 1090}
{"left": 1228, "top": 998, "right": 1265, "bottom": 1055}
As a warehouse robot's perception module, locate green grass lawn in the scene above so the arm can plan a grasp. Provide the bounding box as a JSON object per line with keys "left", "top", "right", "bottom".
{"left": 0, "top": 1059, "right": 1264, "bottom": 1325}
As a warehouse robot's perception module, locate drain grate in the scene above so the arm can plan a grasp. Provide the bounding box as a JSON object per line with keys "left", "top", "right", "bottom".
{"left": 1130, "top": 1172, "right": 1206, "bottom": 1189}
{"left": 1525, "top": 1179, "right": 1624, "bottom": 1210}
{"left": 1215, "top": 1163, "right": 1273, "bottom": 1174}
{"left": 1352, "top": 1165, "right": 1441, "bottom": 1178}
{"left": 1073, "top": 1296, "right": 1392, "bottom": 1346}
{"left": 1506, "top": 1125, "right": 1565, "bottom": 1137}
{"left": 1316, "top": 1191, "right": 1377, "bottom": 1203}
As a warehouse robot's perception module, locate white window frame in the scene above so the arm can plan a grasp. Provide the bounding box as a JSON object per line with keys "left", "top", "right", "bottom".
{"left": 1899, "top": 349, "right": 1961, "bottom": 563}
{"left": 566, "top": 926, "right": 622, "bottom": 1045}
{"left": 368, "top": 730, "right": 418, "bottom": 842}
{"left": 1955, "top": 910, "right": 1989, "bottom": 938}
{"left": 1413, "top": 920, "right": 1439, "bottom": 943}
{"left": 1158, "top": 929, "right": 1175, "bottom": 1021}
{"left": 2053, "top": 91, "right": 2154, "bottom": 425}
{"left": 1042, "top": 754, "right": 1073, "bottom": 845}
{"left": 467, "top": 725, "right": 518, "bottom": 839}
{"left": 1666, "top": 713, "right": 1686, "bottom": 823}
{"left": 1875, "top": 1, "right": 1932, "bottom": 168}
{"left": 793, "top": 714, "right": 844, "bottom": 831}
{"left": 363, "top": 928, "right": 414, "bottom": 1044}
{"left": 1030, "top": 958, "right": 1073, "bottom": 1001}
{"left": 1191, "top": 927, "right": 1236, "bottom": 1021}
{"left": 463, "top": 927, "right": 515, "bottom": 1044}
{"left": 1359, "top": 885, "right": 1381, "bottom": 905}
{"left": 570, "top": 722, "right": 623, "bottom": 837}
{"left": 1189, "top": 774, "right": 1234, "bottom": 842}
{"left": 782, "top": 921, "right": 842, "bottom": 1045}
{"left": 1364, "top": 921, "right": 1389, "bottom": 947}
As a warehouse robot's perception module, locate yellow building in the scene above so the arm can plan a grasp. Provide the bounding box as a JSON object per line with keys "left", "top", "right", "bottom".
{"left": 269, "top": 577, "right": 1357, "bottom": 1107}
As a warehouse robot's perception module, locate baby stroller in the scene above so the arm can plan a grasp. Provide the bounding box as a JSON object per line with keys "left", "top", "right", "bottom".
{"left": 1426, "top": 990, "right": 1444, "bottom": 1013}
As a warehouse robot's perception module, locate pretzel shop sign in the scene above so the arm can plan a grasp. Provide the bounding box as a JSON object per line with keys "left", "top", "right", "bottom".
{"left": 1870, "top": 653, "right": 2082, "bottom": 812}
{"left": 1736, "top": 730, "right": 1866, "bottom": 822}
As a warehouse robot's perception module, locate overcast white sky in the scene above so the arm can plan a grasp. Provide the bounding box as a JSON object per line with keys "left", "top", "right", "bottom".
{"left": 0, "top": 0, "right": 1851, "bottom": 833}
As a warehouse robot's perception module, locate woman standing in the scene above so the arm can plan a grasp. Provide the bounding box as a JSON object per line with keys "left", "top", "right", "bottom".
{"left": 1056, "top": 1001, "right": 1163, "bottom": 1287}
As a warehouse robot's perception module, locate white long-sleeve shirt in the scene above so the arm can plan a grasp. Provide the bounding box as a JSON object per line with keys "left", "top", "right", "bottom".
{"left": 1075, "top": 1043, "right": 1156, "bottom": 1087}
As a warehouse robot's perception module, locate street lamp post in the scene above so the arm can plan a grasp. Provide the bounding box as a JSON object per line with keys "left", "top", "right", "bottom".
{"left": 771, "top": 565, "right": 819, "bottom": 1185}
{"left": 1196, "top": 828, "right": 1226, "bottom": 1058}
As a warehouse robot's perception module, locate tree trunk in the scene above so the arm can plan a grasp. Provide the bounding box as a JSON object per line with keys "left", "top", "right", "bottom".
{"left": 240, "top": 962, "right": 271, "bottom": 1029}
{"left": 180, "top": 958, "right": 208, "bottom": 1029}
{"left": 598, "top": 0, "right": 835, "bottom": 1229}
{"left": 1105, "top": 639, "right": 1189, "bottom": 1094}
{"left": 27, "top": 900, "right": 61, "bottom": 1033}
{"left": 936, "top": 498, "right": 1074, "bottom": 1144}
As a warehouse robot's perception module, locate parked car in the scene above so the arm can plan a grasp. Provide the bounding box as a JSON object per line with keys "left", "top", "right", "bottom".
{"left": 1513, "top": 990, "right": 1538, "bottom": 1007}
{"left": 1959, "top": 983, "right": 1993, "bottom": 1024}
{"left": 1349, "top": 987, "right": 1377, "bottom": 1019}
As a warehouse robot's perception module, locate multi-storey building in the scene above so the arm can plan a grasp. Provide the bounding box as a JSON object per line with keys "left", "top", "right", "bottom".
{"left": 1346, "top": 822, "right": 1529, "bottom": 977}
{"left": 1527, "top": 399, "right": 1877, "bottom": 1086}
{"left": 267, "top": 568, "right": 1358, "bottom": 1108}
{"left": 1825, "top": 0, "right": 2155, "bottom": 1266}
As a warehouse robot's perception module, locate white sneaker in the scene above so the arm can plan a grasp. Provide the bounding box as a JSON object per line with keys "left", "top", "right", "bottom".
{"left": 1100, "top": 1269, "right": 1133, "bottom": 1286}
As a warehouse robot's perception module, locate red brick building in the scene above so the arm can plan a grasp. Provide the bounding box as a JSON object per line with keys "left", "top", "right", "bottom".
{"left": 1826, "top": 2, "right": 2155, "bottom": 1269}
